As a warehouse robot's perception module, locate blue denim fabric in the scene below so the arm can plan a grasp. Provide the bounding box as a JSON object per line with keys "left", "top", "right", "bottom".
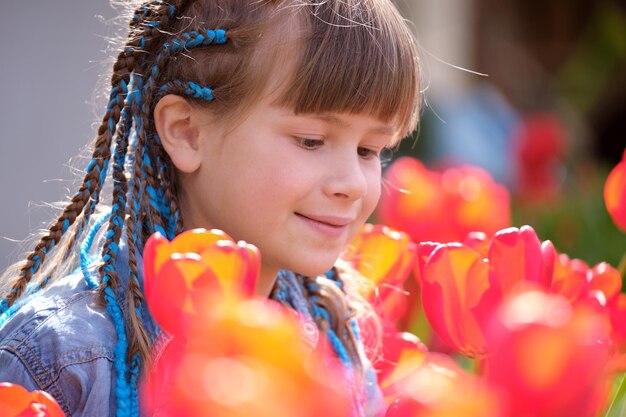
{"left": 0, "top": 240, "right": 160, "bottom": 417}
{"left": 0, "top": 243, "right": 384, "bottom": 417}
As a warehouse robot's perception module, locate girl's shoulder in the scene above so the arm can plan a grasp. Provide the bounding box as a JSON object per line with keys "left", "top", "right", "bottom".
{"left": 0, "top": 269, "right": 118, "bottom": 365}
{"left": 0, "top": 270, "right": 117, "bottom": 415}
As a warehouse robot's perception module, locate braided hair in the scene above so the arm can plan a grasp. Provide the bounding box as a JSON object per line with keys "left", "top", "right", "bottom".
{"left": 1, "top": 1, "right": 420, "bottom": 416}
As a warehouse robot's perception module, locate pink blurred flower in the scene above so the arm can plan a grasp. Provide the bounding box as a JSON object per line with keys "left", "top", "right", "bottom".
{"left": 485, "top": 290, "right": 612, "bottom": 417}
{"left": 142, "top": 299, "right": 351, "bottom": 417}
{"left": 384, "top": 353, "right": 502, "bottom": 417}
{"left": 378, "top": 157, "right": 510, "bottom": 243}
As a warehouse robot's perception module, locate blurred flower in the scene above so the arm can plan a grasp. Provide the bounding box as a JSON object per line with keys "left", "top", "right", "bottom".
{"left": 341, "top": 223, "right": 417, "bottom": 322}
{"left": 384, "top": 353, "right": 502, "bottom": 417}
{"left": 142, "top": 300, "right": 350, "bottom": 417}
{"left": 378, "top": 157, "right": 510, "bottom": 243}
{"left": 376, "top": 329, "right": 428, "bottom": 401}
{"left": 485, "top": 290, "right": 612, "bottom": 417}
{"left": 142, "top": 228, "right": 261, "bottom": 336}
{"left": 604, "top": 148, "right": 626, "bottom": 232}
{"left": 141, "top": 230, "right": 350, "bottom": 417}
{"left": 513, "top": 113, "right": 566, "bottom": 202}
{"left": 0, "top": 383, "right": 65, "bottom": 417}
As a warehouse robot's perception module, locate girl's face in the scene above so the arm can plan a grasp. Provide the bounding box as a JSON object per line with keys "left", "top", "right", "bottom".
{"left": 179, "top": 94, "right": 396, "bottom": 293}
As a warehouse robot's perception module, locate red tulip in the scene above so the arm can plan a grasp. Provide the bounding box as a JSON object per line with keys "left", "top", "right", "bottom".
{"left": 419, "top": 243, "right": 495, "bottom": 357}
{"left": 378, "top": 158, "right": 510, "bottom": 243}
{"left": 419, "top": 224, "right": 625, "bottom": 370}
{"left": 604, "top": 148, "right": 626, "bottom": 232}
{"left": 142, "top": 229, "right": 261, "bottom": 336}
{"left": 0, "top": 383, "right": 65, "bottom": 417}
{"left": 488, "top": 226, "right": 555, "bottom": 294}
{"left": 485, "top": 290, "right": 612, "bottom": 417}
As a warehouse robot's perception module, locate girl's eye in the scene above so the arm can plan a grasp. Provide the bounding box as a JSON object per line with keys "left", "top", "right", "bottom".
{"left": 295, "top": 137, "right": 324, "bottom": 150}
{"left": 357, "top": 147, "right": 380, "bottom": 160}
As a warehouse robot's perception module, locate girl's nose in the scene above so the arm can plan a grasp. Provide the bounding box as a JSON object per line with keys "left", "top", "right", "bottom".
{"left": 322, "top": 153, "right": 368, "bottom": 201}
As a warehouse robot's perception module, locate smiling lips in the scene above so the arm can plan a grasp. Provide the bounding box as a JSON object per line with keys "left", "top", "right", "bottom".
{"left": 295, "top": 213, "right": 354, "bottom": 238}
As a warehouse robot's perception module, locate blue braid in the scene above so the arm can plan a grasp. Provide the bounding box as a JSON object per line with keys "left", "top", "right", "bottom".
{"left": 159, "top": 80, "right": 214, "bottom": 101}
{"left": 129, "top": 353, "right": 141, "bottom": 417}
{"left": 163, "top": 28, "right": 228, "bottom": 52}
{"left": 80, "top": 212, "right": 113, "bottom": 289}
{"left": 303, "top": 278, "right": 354, "bottom": 367}
{"left": 104, "top": 286, "right": 132, "bottom": 417}
{"left": 311, "top": 295, "right": 353, "bottom": 366}
{"left": 80, "top": 81, "right": 127, "bottom": 240}
{"left": 98, "top": 73, "right": 138, "bottom": 416}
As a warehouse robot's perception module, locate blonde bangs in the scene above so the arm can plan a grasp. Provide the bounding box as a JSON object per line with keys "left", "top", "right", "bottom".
{"left": 276, "top": 1, "right": 421, "bottom": 141}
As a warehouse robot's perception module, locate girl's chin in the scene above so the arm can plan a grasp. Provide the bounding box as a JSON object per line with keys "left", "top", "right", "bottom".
{"left": 292, "top": 260, "right": 339, "bottom": 278}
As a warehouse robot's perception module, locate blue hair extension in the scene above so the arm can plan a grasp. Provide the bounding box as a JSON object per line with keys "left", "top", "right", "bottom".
{"left": 163, "top": 28, "right": 228, "bottom": 53}
{"left": 77, "top": 80, "right": 128, "bottom": 249}
{"left": 80, "top": 212, "right": 113, "bottom": 289}
{"left": 159, "top": 80, "right": 215, "bottom": 101}
{"left": 104, "top": 285, "right": 133, "bottom": 417}
{"left": 303, "top": 278, "right": 354, "bottom": 367}
{"left": 98, "top": 71, "right": 139, "bottom": 416}
{"left": 129, "top": 353, "right": 141, "bottom": 417}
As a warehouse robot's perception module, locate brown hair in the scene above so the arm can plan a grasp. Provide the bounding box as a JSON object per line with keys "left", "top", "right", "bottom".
{"left": 1, "top": 0, "right": 420, "bottom": 378}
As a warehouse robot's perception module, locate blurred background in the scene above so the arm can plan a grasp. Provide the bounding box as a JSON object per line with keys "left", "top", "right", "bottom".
{"left": 1, "top": 0, "right": 625, "bottom": 270}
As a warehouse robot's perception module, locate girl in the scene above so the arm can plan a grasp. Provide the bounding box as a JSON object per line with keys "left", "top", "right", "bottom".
{"left": 0, "top": 0, "right": 420, "bottom": 416}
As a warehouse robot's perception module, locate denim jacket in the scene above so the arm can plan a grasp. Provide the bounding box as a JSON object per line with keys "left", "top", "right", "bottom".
{"left": 0, "top": 241, "right": 384, "bottom": 417}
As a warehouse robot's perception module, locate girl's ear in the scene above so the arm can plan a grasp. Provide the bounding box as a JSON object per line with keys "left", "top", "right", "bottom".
{"left": 154, "top": 94, "right": 203, "bottom": 173}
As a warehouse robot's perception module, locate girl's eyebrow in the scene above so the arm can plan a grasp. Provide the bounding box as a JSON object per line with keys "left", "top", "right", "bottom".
{"left": 307, "top": 114, "right": 396, "bottom": 136}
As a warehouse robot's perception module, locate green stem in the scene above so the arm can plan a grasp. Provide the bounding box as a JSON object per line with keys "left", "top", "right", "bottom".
{"left": 605, "top": 374, "right": 626, "bottom": 417}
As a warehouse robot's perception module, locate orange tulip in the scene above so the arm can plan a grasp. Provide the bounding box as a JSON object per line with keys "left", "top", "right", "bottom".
{"left": 342, "top": 224, "right": 417, "bottom": 322}
{"left": 485, "top": 290, "right": 612, "bottom": 417}
{"left": 378, "top": 158, "right": 510, "bottom": 243}
{"left": 142, "top": 228, "right": 261, "bottom": 336}
{"left": 141, "top": 299, "right": 351, "bottom": 417}
{"left": 0, "top": 383, "right": 65, "bottom": 417}
{"left": 604, "top": 148, "right": 626, "bottom": 232}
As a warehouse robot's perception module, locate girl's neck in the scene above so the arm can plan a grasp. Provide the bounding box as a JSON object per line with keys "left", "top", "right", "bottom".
{"left": 257, "top": 267, "right": 279, "bottom": 298}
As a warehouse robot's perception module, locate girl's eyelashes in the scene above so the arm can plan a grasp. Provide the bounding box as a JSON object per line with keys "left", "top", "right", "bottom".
{"left": 294, "top": 136, "right": 325, "bottom": 150}
{"left": 293, "top": 135, "right": 390, "bottom": 162}
{"left": 357, "top": 146, "right": 381, "bottom": 160}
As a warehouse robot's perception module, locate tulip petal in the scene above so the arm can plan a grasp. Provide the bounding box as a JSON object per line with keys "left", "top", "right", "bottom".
{"left": 489, "top": 225, "right": 546, "bottom": 294}
{"left": 588, "top": 262, "right": 622, "bottom": 305}
{"left": 421, "top": 244, "right": 492, "bottom": 356}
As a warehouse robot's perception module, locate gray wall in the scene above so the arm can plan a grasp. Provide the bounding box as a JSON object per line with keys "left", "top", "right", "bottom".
{"left": 0, "top": 1, "right": 115, "bottom": 269}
